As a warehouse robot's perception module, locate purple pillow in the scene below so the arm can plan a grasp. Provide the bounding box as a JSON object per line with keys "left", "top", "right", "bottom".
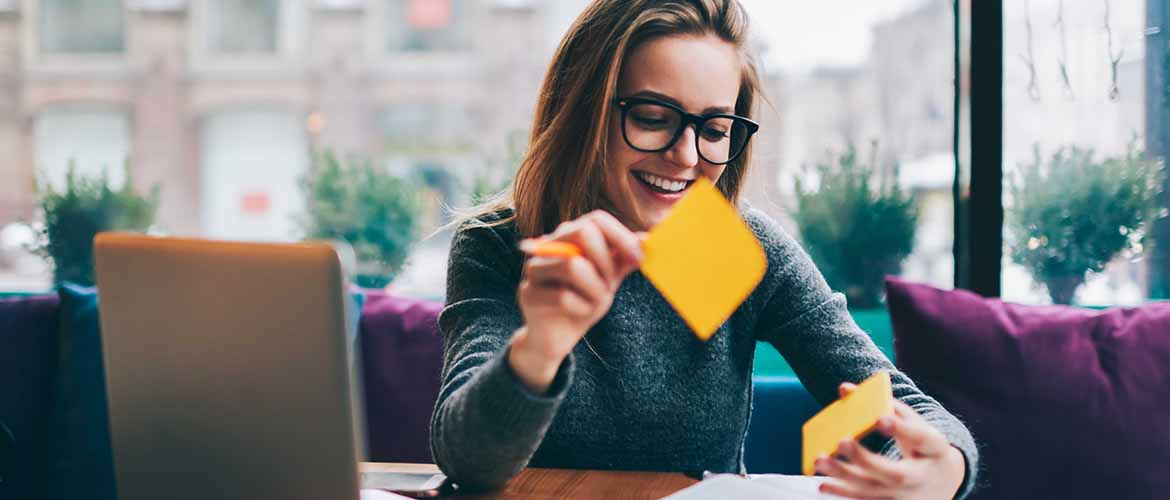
{"left": 886, "top": 277, "right": 1170, "bottom": 500}
{"left": 359, "top": 291, "right": 444, "bottom": 463}
{"left": 0, "top": 295, "right": 59, "bottom": 500}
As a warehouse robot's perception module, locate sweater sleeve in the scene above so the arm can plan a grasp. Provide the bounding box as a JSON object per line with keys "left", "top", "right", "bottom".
{"left": 744, "top": 209, "right": 979, "bottom": 499}
{"left": 429, "top": 216, "right": 574, "bottom": 491}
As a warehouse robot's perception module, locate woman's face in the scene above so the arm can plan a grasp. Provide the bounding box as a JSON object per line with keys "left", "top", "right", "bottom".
{"left": 603, "top": 34, "right": 742, "bottom": 232}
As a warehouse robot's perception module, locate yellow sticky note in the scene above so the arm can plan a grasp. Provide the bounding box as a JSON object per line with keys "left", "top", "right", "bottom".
{"left": 640, "top": 177, "right": 767, "bottom": 341}
{"left": 802, "top": 371, "right": 895, "bottom": 476}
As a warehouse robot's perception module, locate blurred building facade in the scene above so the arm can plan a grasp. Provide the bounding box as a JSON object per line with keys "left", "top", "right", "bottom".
{"left": 0, "top": 0, "right": 587, "bottom": 241}
{"left": 0, "top": 0, "right": 787, "bottom": 296}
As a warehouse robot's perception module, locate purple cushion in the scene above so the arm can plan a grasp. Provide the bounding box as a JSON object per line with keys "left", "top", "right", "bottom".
{"left": 0, "top": 295, "right": 59, "bottom": 500}
{"left": 359, "top": 292, "right": 444, "bottom": 463}
{"left": 886, "top": 277, "right": 1170, "bottom": 500}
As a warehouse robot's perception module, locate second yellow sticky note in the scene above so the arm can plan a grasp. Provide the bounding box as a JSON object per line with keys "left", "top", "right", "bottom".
{"left": 801, "top": 371, "right": 895, "bottom": 476}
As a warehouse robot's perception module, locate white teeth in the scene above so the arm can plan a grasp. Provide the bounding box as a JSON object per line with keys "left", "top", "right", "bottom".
{"left": 637, "top": 172, "right": 689, "bottom": 193}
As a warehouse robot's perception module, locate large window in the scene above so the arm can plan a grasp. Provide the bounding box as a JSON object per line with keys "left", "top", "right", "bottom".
{"left": 15, "top": 1, "right": 1156, "bottom": 314}
{"left": 737, "top": 0, "right": 957, "bottom": 376}
{"left": 37, "top": 0, "right": 125, "bottom": 54}
{"left": 1001, "top": 0, "right": 1162, "bottom": 305}
{"left": 744, "top": 0, "right": 957, "bottom": 298}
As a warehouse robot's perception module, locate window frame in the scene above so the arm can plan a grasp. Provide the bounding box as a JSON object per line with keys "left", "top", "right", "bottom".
{"left": 958, "top": 0, "right": 1004, "bottom": 297}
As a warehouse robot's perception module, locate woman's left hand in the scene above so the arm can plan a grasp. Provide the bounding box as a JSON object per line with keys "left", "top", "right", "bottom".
{"left": 814, "top": 383, "right": 967, "bottom": 500}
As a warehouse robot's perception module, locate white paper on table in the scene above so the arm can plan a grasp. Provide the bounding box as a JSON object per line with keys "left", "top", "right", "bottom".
{"left": 359, "top": 489, "right": 414, "bottom": 500}
{"left": 660, "top": 473, "right": 852, "bottom": 499}
{"left": 749, "top": 474, "right": 850, "bottom": 499}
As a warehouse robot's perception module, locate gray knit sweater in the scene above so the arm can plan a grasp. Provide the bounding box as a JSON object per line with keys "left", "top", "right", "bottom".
{"left": 430, "top": 208, "right": 978, "bottom": 498}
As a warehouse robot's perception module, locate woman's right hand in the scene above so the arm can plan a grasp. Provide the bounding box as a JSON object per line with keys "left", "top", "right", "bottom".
{"left": 509, "top": 210, "right": 644, "bottom": 394}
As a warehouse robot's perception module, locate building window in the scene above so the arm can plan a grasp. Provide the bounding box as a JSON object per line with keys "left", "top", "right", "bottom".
{"left": 190, "top": 0, "right": 306, "bottom": 71}
{"left": 206, "top": 0, "right": 280, "bottom": 54}
{"left": 38, "top": 0, "right": 126, "bottom": 54}
{"left": 385, "top": 0, "right": 472, "bottom": 52}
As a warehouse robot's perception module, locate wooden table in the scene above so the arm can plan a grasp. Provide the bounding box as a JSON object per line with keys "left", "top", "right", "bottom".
{"left": 360, "top": 463, "right": 699, "bottom": 499}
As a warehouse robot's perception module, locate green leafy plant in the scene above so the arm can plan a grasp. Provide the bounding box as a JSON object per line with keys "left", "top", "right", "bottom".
{"left": 301, "top": 150, "right": 421, "bottom": 288}
{"left": 1007, "top": 143, "right": 1164, "bottom": 304}
{"left": 32, "top": 161, "right": 159, "bottom": 286}
{"left": 793, "top": 145, "right": 917, "bottom": 308}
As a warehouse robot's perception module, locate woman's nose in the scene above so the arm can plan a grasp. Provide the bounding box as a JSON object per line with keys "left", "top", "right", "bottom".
{"left": 663, "top": 125, "right": 700, "bottom": 168}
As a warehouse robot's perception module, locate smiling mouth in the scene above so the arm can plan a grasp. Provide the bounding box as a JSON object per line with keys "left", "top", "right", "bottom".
{"left": 633, "top": 171, "right": 695, "bottom": 194}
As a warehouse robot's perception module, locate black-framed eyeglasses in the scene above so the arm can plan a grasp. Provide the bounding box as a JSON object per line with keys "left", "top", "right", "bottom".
{"left": 614, "top": 96, "right": 760, "bottom": 165}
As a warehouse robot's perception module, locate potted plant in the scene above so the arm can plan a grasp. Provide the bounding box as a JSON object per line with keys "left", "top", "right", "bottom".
{"left": 1007, "top": 143, "right": 1164, "bottom": 304}
{"left": 301, "top": 150, "right": 421, "bottom": 288}
{"left": 31, "top": 161, "right": 159, "bottom": 287}
{"left": 793, "top": 144, "right": 917, "bottom": 309}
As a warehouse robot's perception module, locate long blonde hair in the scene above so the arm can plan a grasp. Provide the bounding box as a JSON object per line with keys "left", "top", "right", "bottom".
{"left": 470, "top": 0, "right": 763, "bottom": 238}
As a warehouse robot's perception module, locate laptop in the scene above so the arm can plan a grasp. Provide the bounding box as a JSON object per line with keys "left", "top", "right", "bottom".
{"left": 94, "top": 233, "right": 368, "bottom": 500}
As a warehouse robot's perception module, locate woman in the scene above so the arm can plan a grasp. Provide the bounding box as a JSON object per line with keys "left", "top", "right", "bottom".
{"left": 431, "top": 1, "right": 978, "bottom": 498}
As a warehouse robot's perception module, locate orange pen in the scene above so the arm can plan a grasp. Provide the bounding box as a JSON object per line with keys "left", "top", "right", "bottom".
{"left": 518, "top": 239, "right": 583, "bottom": 258}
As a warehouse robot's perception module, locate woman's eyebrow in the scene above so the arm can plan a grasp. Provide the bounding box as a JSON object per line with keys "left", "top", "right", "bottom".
{"left": 627, "top": 90, "right": 735, "bottom": 115}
